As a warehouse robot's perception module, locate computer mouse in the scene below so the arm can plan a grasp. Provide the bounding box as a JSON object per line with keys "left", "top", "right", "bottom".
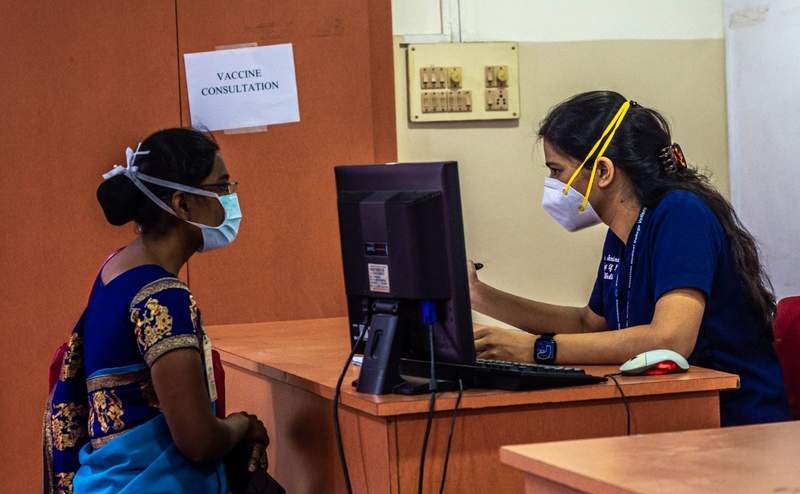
{"left": 619, "top": 349, "right": 689, "bottom": 376}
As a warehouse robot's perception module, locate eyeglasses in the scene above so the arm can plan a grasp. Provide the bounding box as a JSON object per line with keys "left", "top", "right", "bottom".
{"left": 197, "top": 181, "right": 239, "bottom": 195}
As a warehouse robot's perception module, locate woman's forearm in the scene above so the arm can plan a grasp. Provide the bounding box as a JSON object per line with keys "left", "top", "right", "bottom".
{"left": 176, "top": 412, "right": 249, "bottom": 463}
{"left": 555, "top": 289, "right": 704, "bottom": 364}
{"left": 555, "top": 324, "right": 673, "bottom": 365}
{"left": 471, "top": 281, "right": 597, "bottom": 334}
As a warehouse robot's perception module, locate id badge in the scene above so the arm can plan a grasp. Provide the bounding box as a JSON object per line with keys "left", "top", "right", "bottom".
{"left": 202, "top": 334, "right": 218, "bottom": 402}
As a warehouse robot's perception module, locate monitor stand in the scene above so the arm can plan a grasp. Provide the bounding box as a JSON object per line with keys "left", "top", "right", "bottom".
{"left": 354, "top": 300, "right": 458, "bottom": 395}
{"left": 355, "top": 309, "right": 404, "bottom": 394}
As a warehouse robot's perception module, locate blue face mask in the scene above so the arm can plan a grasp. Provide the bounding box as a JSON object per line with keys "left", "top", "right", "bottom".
{"left": 196, "top": 192, "right": 242, "bottom": 252}
{"left": 103, "top": 144, "right": 242, "bottom": 252}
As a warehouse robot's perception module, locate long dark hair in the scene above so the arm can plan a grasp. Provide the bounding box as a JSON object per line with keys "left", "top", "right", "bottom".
{"left": 539, "top": 90, "right": 775, "bottom": 332}
{"left": 97, "top": 128, "right": 219, "bottom": 233}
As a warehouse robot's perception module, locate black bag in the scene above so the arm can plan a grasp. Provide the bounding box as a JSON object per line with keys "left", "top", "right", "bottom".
{"left": 224, "top": 441, "right": 286, "bottom": 494}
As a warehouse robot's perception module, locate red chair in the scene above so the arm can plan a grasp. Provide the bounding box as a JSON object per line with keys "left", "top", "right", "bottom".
{"left": 774, "top": 297, "right": 800, "bottom": 418}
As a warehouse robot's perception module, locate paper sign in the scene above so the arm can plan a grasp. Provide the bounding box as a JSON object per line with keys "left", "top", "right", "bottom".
{"left": 184, "top": 44, "right": 300, "bottom": 131}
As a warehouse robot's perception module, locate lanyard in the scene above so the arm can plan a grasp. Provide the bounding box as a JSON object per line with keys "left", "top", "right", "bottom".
{"left": 614, "top": 207, "right": 647, "bottom": 330}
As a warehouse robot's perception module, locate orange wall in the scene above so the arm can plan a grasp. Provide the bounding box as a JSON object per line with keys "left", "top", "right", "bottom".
{"left": 178, "top": 0, "right": 397, "bottom": 324}
{"left": 0, "top": 0, "right": 395, "bottom": 490}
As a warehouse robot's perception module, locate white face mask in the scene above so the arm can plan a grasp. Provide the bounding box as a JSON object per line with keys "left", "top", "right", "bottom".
{"left": 103, "top": 144, "right": 242, "bottom": 252}
{"left": 541, "top": 177, "right": 602, "bottom": 232}
{"left": 543, "top": 100, "right": 634, "bottom": 232}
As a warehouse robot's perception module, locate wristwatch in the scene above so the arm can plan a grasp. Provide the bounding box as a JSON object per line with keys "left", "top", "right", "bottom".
{"left": 533, "top": 334, "right": 557, "bottom": 365}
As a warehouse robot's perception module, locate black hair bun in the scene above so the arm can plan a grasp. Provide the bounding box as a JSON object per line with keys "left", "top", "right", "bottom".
{"left": 96, "top": 174, "right": 143, "bottom": 226}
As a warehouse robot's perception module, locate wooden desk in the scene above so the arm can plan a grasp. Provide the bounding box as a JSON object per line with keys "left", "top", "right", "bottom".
{"left": 207, "top": 318, "right": 739, "bottom": 494}
{"left": 501, "top": 420, "right": 800, "bottom": 494}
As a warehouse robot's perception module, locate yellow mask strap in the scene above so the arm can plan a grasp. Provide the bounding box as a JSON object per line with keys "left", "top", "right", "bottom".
{"left": 563, "top": 100, "right": 632, "bottom": 212}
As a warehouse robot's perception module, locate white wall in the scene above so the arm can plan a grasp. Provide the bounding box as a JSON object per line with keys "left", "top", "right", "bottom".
{"left": 393, "top": 0, "right": 724, "bottom": 42}
{"left": 391, "top": 0, "right": 444, "bottom": 36}
{"left": 725, "top": 0, "right": 800, "bottom": 299}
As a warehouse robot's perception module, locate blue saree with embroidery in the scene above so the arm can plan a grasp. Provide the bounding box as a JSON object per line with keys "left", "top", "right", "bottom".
{"left": 43, "top": 263, "right": 226, "bottom": 494}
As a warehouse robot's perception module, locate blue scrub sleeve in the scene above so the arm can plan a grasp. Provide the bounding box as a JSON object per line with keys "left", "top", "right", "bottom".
{"left": 650, "top": 196, "right": 722, "bottom": 301}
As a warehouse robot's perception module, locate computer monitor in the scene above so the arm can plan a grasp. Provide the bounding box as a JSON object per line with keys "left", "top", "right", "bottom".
{"left": 334, "top": 161, "right": 475, "bottom": 394}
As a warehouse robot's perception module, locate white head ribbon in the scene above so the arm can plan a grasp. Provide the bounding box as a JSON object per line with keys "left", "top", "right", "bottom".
{"left": 101, "top": 142, "right": 221, "bottom": 220}
{"left": 101, "top": 142, "right": 242, "bottom": 252}
{"left": 102, "top": 142, "right": 151, "bottom": 181}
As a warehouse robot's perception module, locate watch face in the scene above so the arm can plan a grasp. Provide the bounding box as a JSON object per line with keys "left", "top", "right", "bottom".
{"left": 536, "top": 339, "right": 555, "bottom": 362}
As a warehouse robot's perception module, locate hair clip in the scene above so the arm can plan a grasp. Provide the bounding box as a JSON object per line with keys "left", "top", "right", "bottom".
{"left": 659, "top": 143, "right": 688, "bottom": 173}
{"left": 671, "top": 143, "right": 687, "bottom": 169}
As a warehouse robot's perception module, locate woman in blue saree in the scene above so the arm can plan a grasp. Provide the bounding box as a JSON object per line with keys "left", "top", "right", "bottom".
{"left": 44, "top": 128, "right": 268, "bottom": 493}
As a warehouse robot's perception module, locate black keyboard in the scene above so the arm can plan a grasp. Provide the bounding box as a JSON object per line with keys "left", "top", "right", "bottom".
{"left": 399, "top": 358, "right": 606, "bottom": 391}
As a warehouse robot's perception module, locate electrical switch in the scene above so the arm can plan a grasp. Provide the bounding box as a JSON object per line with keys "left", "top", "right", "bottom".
{"left": 448, "top": 67, "right": 463, "bottom": 89}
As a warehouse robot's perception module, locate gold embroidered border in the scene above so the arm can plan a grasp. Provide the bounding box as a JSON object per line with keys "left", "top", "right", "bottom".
{"left": 51, "top": 402, "right": 87, "bottom": 451}
{"left": 143, "top": 334, "right": 200, "bottom": 367}
{"left": 90, "top": 429, "right": 129, "bottom": 449}
{"left": 55, "top": 471, "right": 75, "bottom": 494}
{"left": 59, "top": 333, "right": 83, "bottom": 382}
{"left": 87, "top": 368, "right": 150, "bottom": 393}
{"left": 130, "top": 277, "right": 189, "bottom": 309}
{"left": 88, "top": 389, "right": 125, "bottom": 435}
{"left": 43, "top": 390, "right": 55, "bottom": 494}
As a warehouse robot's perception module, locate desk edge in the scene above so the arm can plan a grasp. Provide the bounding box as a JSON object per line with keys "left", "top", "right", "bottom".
{"left": 500, "top": 446, "right": 639, "bottom": 494}
{"left": 215, "top": 346, "right": 738, "bottom": 417}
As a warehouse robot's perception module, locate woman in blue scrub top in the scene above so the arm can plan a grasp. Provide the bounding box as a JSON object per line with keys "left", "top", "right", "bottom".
{"left": 470, "top": 91, "right": 790, "bottom": 426}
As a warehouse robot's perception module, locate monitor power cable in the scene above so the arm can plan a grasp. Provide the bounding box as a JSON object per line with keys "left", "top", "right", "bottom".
{"left": 418, "top": 307, "right": 438, "bottom": 494}
{"left": 333, "top": 324, "right": 367, "bottom": 494}
{"left": 438, "top": 377, "right": 463, "bottom": 494}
